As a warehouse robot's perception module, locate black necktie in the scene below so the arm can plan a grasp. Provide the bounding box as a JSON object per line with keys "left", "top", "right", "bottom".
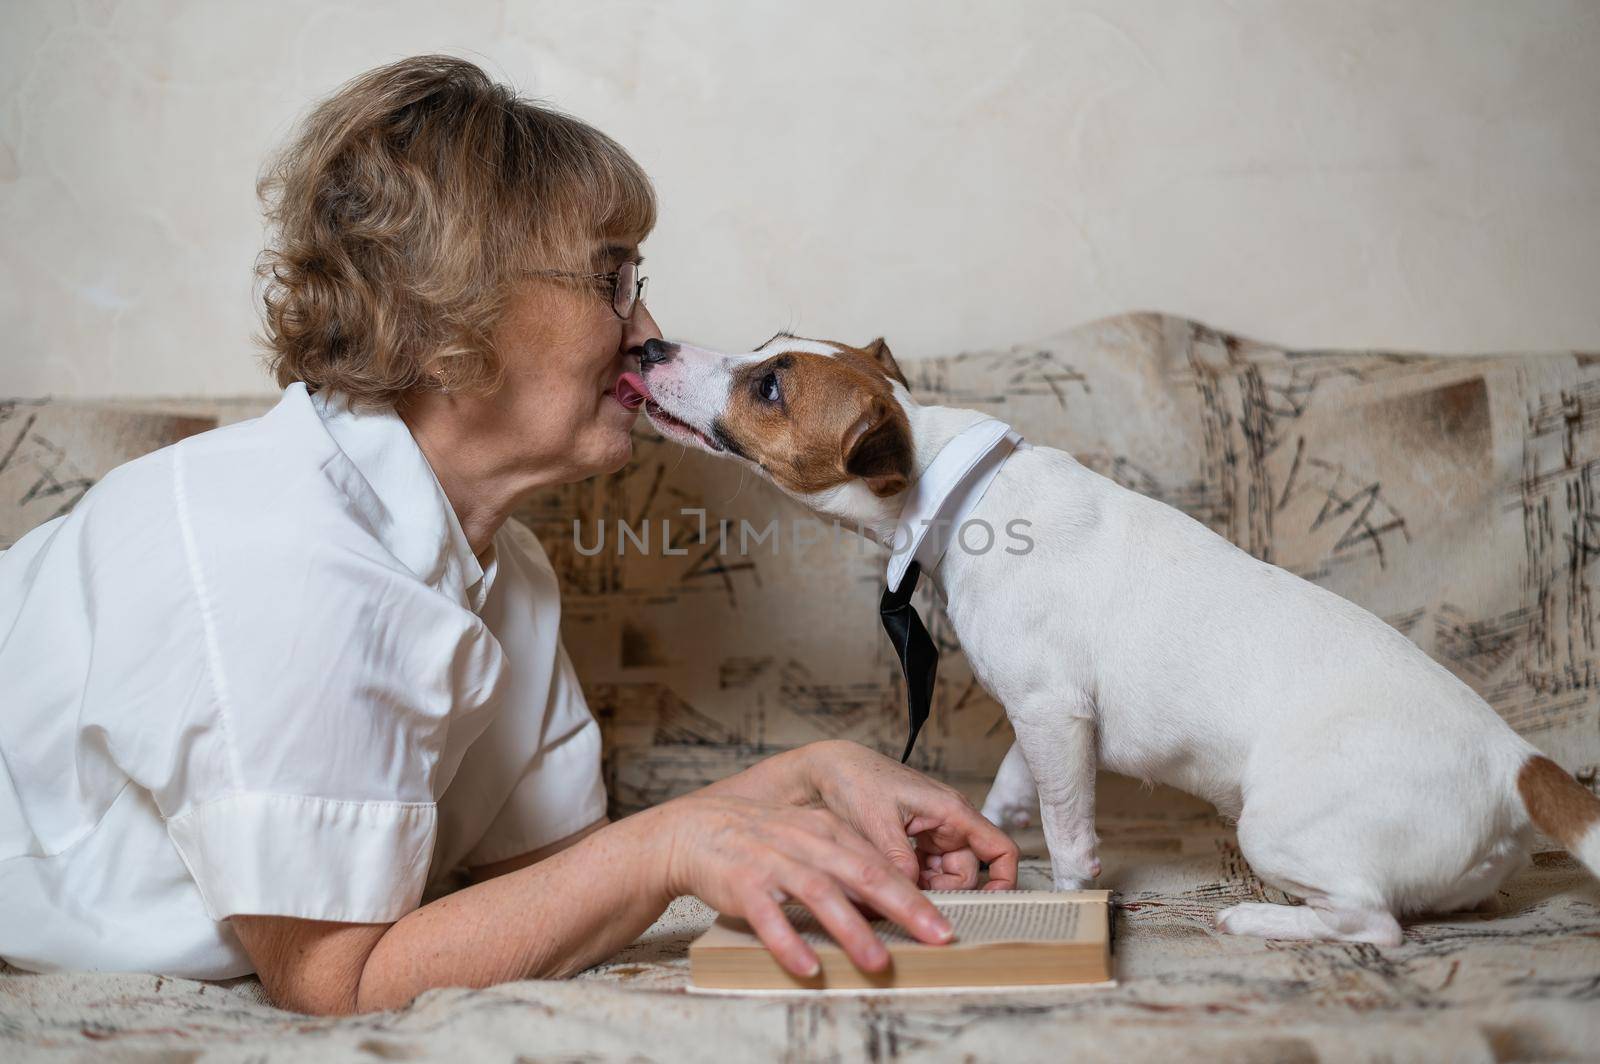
{"left": 879, "top": 561, "right": 939, "bottom": 763}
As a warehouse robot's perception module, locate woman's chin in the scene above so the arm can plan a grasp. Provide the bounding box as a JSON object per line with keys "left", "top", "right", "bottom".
{"left": 590, "top": 431, "right": 634, "bottom": 476}
{"left": 578, "top": 403, "right": 638, "bottom": 475}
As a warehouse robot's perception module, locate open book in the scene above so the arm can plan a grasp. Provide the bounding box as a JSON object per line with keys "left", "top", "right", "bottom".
{"left": 689, "top": 890, "right": 1112, "bottom": 991}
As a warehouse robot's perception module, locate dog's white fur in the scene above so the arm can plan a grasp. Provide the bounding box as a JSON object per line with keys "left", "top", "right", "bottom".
{"left": 642, "top": 338, "right": 1600, "bottom": 944}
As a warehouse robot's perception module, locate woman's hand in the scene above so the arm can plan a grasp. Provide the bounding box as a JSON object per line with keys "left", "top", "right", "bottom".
{"left": 660, "top": 794, "right": 956, "bottom": 978}
{"left": 705, "top": 740, "right": 1021, "bottom": 893}
{"left": 798, "top": 741, "right": 1020, "bottom": 892}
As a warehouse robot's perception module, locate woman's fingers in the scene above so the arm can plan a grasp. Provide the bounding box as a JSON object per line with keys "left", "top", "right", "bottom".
{"left": 739, "top": 888, "right": 820, "bottom": 979}
{"left": 821, "top": 813, "right": 921, "bottom": 891}
{"left": 805, "top": 746, "right": 1023, "bottom": 891}
{"left": 806, "top": 800, "right": 918, "bottom": 886}
{"left": 683, "top": 796, "right": 974, "bottom": 978}
{"left": 976, "top": 829, "right": 1020, "bottom": 891}
{"left": 860, "top": 816, "right": 920, "bottom": 882}
{"left": 908, "top": 801, "right": 1021, "bottom": 891}
{"left": 778, "top": 863, "right": 892, "bottom": 972}
{"left": 919, "top": 844, "right": 979, "bottom": 890}
{"left": 789, "top": 832, "right": 954, "bottom": 950}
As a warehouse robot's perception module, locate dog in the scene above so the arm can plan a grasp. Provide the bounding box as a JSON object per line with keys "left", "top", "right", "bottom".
{"left": 621, "top": 333, "right": 1600, "bottom": 944}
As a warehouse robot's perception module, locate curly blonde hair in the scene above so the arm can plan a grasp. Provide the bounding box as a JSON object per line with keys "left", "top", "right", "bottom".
{"left": 257, "top": 55, "right": 656, "bottom": 407}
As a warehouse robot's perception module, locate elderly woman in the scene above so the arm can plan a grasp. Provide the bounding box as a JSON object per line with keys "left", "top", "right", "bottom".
{"left": 0, "top": 56, "right": 1017, "bottom": 1014}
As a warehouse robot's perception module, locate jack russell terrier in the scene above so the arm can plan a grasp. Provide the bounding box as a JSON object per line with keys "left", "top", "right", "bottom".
{"left": 616, "top": 333, "right": 1600, "bottom": 945}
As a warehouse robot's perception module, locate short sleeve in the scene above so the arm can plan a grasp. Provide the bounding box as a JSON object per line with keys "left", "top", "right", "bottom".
{"left": 162, "top": 469, "right": 508, "bottom": 923}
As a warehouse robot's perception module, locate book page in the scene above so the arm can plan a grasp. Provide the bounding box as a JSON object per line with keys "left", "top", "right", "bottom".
{"left": 783, "top": 895, "right": 1094, "bottom": 948}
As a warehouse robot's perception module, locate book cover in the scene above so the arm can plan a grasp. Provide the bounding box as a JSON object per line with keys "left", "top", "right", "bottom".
{"left": 689, "top": 890, "right": 1113, "bottom": 991}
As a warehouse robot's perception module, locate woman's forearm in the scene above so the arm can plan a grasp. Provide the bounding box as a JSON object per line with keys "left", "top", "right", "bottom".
{"left": 354, "top": 804, "right": 676, "bottom": 1011}
{"left": 325, "top": 742, "right": 989, "bottom": 1013}
{"left": 259, "top": 748, "right": 837, "bottom": 1014}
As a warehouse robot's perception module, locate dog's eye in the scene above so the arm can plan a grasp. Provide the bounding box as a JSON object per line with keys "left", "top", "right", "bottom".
{"left": 758, "top": 371, "right": 782, "bottom": 404}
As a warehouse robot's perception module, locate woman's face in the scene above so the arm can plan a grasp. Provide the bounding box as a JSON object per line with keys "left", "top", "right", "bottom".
{"left": 486, "top": 245, "right": 662, "bottom": 483}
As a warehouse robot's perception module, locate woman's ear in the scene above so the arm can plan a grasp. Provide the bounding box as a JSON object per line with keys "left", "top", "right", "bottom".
{"left": 842, "top": 394, "right": 913, "bottom": 497}
{"left": 861, "top": 337, "right": 908, "bottom": 388}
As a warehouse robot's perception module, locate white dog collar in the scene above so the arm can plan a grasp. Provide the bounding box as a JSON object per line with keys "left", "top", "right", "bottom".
{"left": 885, "top": 418, "right": 1023, "bottom": 594}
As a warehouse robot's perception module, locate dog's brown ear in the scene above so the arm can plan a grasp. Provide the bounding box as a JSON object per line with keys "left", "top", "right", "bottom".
{"left": 861, "top": 337, "right": 908, "bottom": 388}
{"left": 842, "top": 394, "right": 913, "bottom": 497}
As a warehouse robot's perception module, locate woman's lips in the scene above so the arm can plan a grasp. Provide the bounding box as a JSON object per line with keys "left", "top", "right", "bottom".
{"left": 617, "top": 372, "right": 726, "bottom": 453}
{"left": 614, "top": 371, "right": 650, "bottom": 410}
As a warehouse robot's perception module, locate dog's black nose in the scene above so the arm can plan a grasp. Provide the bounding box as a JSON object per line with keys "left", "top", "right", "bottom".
{"left": 639, "top": 338, "right": 677, "bottom": 367}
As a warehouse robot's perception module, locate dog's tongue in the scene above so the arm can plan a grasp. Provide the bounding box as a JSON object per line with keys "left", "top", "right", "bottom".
{"left": 615, "top": 371, "right": 650, "bottom": 410}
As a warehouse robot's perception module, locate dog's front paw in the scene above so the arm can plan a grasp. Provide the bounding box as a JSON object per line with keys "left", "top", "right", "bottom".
{"left": 1051, "top": 857, "right": 1101, "bottom": 892}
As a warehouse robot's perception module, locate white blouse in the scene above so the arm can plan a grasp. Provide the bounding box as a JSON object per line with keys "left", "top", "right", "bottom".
{"left": 0, "top": 383, "right": 606, "bottom": 978}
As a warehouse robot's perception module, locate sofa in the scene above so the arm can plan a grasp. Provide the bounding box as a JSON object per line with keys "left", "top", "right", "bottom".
{"left": 3, "top": 313, "right": 1597, "bottom": 1062}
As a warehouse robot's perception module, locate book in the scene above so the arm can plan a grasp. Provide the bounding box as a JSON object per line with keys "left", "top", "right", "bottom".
{"left": 689, "top": 890, "right": 1112, "bottom": 991}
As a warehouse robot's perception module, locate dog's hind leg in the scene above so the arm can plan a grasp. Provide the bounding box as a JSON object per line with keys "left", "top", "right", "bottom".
{"left": 1009, "top": 699, "right": 1100, "bottom": 890}
{"left": 1215, "top": 899, "right": 1402, "bottom": 945}
{"left": 980, "top": 742, "right": 1039, "bottom": 829}
{"left": 1217, "top": 802, "right": 1403, "bottom": 946}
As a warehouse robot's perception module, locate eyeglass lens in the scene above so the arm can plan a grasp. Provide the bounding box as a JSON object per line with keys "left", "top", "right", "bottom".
{"left": 613, "top": 261, "right": 640, "bottom": 319}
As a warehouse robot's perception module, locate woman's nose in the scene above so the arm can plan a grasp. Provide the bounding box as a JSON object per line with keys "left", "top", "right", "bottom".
{"left": 624, "top": 303, "right": 662, "bottom": 348}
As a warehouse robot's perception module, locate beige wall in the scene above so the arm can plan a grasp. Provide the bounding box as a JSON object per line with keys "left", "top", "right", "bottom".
{"left": 2, "top": 0, "right": 1597, "bottom": 398}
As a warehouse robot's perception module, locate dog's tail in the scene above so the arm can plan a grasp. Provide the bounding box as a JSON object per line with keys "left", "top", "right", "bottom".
{"left": 1516, "top": 754, "right": 1600, "bottom": 876}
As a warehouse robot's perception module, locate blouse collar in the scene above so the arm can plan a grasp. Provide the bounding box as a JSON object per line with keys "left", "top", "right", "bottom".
{"left": 297, "top": 383, "right": 496, "bottom": 612}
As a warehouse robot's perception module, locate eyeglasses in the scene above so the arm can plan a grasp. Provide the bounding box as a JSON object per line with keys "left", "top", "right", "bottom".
{"left": 527, "top": 260, "right": 648, "bottom": 320}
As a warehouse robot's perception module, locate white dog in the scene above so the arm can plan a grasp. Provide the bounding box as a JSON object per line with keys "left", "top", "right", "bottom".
{"left": 623, "top": 333, "right": 1600, "bottom": 944}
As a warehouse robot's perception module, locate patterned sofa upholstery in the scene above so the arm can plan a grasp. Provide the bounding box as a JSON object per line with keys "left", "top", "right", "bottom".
{"left": 3, "top": 313, "right": 1597, "bottom": 1060}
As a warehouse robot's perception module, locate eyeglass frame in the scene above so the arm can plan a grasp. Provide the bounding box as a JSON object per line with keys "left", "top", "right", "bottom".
{"left": 525, "top": 259, "right": 648, "bottom": 320}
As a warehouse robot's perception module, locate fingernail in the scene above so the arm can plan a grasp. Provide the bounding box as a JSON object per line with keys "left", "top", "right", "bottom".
{"left": 926, "top": 916, "right": 954, "bottom": 941}
{"left": 804, "top": 960, "right": 821, "bottom": 978}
